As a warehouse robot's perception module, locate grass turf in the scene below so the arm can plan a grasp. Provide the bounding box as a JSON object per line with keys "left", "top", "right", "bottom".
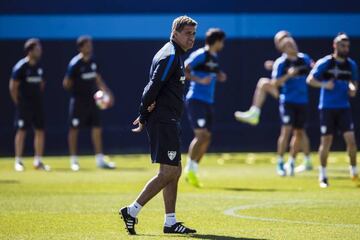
{"left": 0, "top": 153, "right": 359, "bottom": 240}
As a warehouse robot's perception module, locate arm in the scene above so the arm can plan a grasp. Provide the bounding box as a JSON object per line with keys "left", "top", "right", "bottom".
{"left": 306, "top": 74, "right": 334, "bottom": 90}
{"left": 63, "top": 76, "right": 73, "bottom": 90}
{"left": 271, "top": 67, "right": 300, "bottom": 87}
{"left": 185, "top": 65, "right": 212, "bottom": 84}
{"left": 9, "top": 79, "right": 20, "bottom": 105}
{"left": 349, "top": 61, "right": 359, "bottom": 97}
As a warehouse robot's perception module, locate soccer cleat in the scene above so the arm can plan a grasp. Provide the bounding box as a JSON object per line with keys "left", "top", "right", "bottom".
{"left": 285, "top": 161, "right": 295, "bottom": 176}
{"left": 97, "top": 156, "right": 116, "bottom": 169}
{"left": 70, "top": 162, "right": 80, "bottom": 172}
{"left": 14, "top": 162, "right": 25, "bottom": 172}
{"left": 351, "top": 174, "right": 358, "bottom": 182}
{"left": 34, "top": 162, "right": 51, "bottom": 171}
{"left": 295, "top": 161, "right": 313, "bottom": 173}
{"left": 119, "top": 207, "right": 138, "bottom": 235}
{"left": 276, "top": 161, "right": 286, "bottom": 176}
{"left": 185, "top": 170, "right": 202, "bottom": 188}
{"left": 319, "top": 178, "right": 329, "bottom": 188}
{"left": 163, "top": 222, "right": 196, "bottom": 234}
{"left": 234, "top": 111, "right": 259, "bottom": 126}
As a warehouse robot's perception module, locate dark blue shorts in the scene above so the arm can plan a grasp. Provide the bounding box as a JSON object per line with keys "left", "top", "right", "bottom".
{"left": 146, "top": 115, "right": 181, "bottom": 166}
{"left": 279, "top": 102, "right": 307, "bottom": 129}
{"left": 320, "top": 108, "right": 354, "bottom": 135}
{"left": 186, "top": 99, "right": 214, "bottom": 131}
{"left": 69, "top": 98, "right": 101, "bottom": 128}
{"left": 15, "top": 101, "right": 44, "bottom": 130}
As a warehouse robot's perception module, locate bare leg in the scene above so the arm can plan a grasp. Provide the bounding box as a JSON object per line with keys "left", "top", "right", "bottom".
{"left": 343, "top": 131, "right": 357, "bottom": 167}
{"left": 188, "top": 129, "right": 211, "bottom": 164}
{"left": 277, "top": 125, "right": 292, "bottom": 157}
{"left": 319, "top": 135, "right": 333, "bottom": 168}
{"left": 91, "top": 127, "right": 103, "bottom": 154}
{"left": 253, "top": 78, "right": 279, "bottom": 108}
{"left": 163, "top": 164, "right": 182, "bottom": 214}
{"left": 289, "top": 129, "right": 303, "bottom": 158}
{"left": 15, "top": 129, "right": 26, "bottom": 158}
{"left": 34, "top": 129, "right": 45, "bottom": 157}
{"left": 302, "top": 131, "right": 311, "bottom": 156}
{"left": 68, "top": 128, "right": 78, "bottom": 156}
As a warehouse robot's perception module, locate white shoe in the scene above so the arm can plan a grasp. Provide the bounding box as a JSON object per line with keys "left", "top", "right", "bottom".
{"left": 15, "top": 162, "right": 25, "bottom": 172}
{"left": 71, "top": 162, "right": 80, "bottom": 171}
{"left": 234, "top": 111, "right": 259, "bottom": 125}
{"left": 34, "top": 162, "right": 51, "bottom": 171}
{"left": 285, "top": 161, "right": 295, "bottom": 176}
{"left": 97, "top": 156, "right": 116, "bottom": 169}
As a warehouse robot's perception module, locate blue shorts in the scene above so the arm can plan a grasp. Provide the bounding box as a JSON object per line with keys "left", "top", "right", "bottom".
{"left": 320, "top": 108, "right": 354, "bottom": 135}
{"left": 279, "top": 102, "right": 307, "bottom": 129}
{"left": 15, "top": 101, "right": 44, "bottom": 130}
{"left": 146, "top": 114, "right": 181, "bottom": 166}
{"left": 69, "top": 98, "right": 101, "bottom": 128}
{"left": 186, "top": 99, "right": 214, "bottom": 131}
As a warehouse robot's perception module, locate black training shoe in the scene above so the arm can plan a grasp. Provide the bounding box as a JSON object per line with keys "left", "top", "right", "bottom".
{"left": 119, "top": 207, "right": 138, "bottom": 235}
{"left": 319, "top": 178, "right": 329, "bottom": 188}
{"left": 163, "top": 222, "right": 196, "bottom": 234}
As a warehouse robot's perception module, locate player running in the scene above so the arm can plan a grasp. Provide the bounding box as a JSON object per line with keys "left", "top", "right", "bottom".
{"left": 184, "top": 28, "right": 227, "bottom": 187}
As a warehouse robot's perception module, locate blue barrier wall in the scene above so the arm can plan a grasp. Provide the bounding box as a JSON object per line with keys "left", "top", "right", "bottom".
{"left": 1, "top": 1, "right": 360, "bottom": 156}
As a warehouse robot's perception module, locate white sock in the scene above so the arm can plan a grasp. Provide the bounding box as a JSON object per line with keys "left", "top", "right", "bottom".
{"left": 288, "top": 156, "right": 295, "bottom": 165}
{"left": 95, "top": 153, "right": 104, "bottom": 164}
{"left": 319, "top": 166, "right": 327, "bottom": 180}
{"left": 277, "top": 156, "right": 284, "bottom": 164}
{"left": 185, "top": 158, "right": 198, "bottom": 172}
{"left": 164, "top": 213, "right": 177, "bottom": 227}
{"left": 250, "top": 106, "right": 261, "bottom": 115}
{"left": 128, "top": 201, "right": 142, "bottom": 218}
{"left": 349, "top": 165, "right": 358, "bottom": 177}
{"left": 15, "top": 156, "right": 22, "bottom": 164}
{"left": 70, "top": 155, "right": 78, "bottom": 165}
{"left": 34, "top": 156, "right": 42, "bottom": 166}
{"left": 304, "top": 155, "right": 311, "bottom": 164}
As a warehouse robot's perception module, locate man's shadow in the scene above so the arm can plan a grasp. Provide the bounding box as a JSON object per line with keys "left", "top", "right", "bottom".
{"left": 191, "top": 234, "right": 267, "bottom": 240}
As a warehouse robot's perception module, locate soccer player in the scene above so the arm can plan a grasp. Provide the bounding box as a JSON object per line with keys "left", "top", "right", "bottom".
{"left": 119, "top": 16, "right": 197, "bottom": 235}
{"left": 9, "top": 39, "right": 50, "bottom": 172}
{"left": 63, "top": 36, "right": 115, "bottom": 171}
{"left": 235, "top": 32, "right": 313, "bottom": 175}
{"left": 183, "top": 28, "right": 227, "bottom": 187}
{"left": 307, "top": 33, "right": 358, "bottom": 188}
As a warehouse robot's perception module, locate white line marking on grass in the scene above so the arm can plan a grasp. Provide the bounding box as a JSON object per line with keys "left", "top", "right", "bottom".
{"left": 224, "top": 200, "right": 360, "bottom": 228}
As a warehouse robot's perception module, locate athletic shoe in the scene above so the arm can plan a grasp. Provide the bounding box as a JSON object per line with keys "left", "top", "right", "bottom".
{"left": 234, "top": 110, "right": 259, "bottom": 126}
{"left": 34, "top": 162, "right": 51, "bottom": 171}
{"left": 14, "top": 162, "right": 25, "bottom": 172}
{"left": 163, "top": 222, "right": 196, "bottom": 234}
{"left": 185, "top": 170, "right": 202, "bottom": 188}
{"left": 276, "top": 161, "right": 286, "bottom": 176}
{"left": 70, "top": 162, "right": 80, "bottom": 172}
{"left": 351, "top": 174, "right": 359, "bottom": 182}
{"left": 319, "top": 178, "right": 329, "bottom": 188}
{"left": 285, "top": 161, "right": 295, "bottom": 176}
{"left": 119, "top": 207, "right": 137, "bottom": 235}
{"left": 295, "top": 162, "right": 313, "bottom": 173}
{"left": 97, "top": 156, "right": 116, "bottom": 169}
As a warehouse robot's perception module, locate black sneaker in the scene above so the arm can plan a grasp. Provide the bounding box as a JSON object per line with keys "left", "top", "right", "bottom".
{"left": 163, "top": 222, "right": 196, "bottom": 234}
{"left": 119, "top": 207, "right": 138, "bottom": 235}
{"left": 319, "top": 178, "right": 329, "bottom": 188}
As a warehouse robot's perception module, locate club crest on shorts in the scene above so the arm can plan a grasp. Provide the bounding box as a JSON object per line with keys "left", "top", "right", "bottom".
{"left": 197, "top": 119, "right": 206, "bottom": 127}
{"left": 282, "top": 115, "right": 290, "bottom": 124}
{"left": 168, "top": 151, "right": 177, "bottom": 161}
{"left": 321, "top": 125, "right": 327, "bottom": 134}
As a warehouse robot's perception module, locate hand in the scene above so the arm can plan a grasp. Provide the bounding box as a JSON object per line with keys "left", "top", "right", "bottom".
{"left": 264, "top": 60, "right": 274, "bottom": 71}
{"left": 107, "top": 91, "right": 115, "bottom": 107}
{"left": 323, "top": 80, "right": 335, "bottom": 90}
{"left": 217, "top": 71, "right": 227, "bottom": 82}
{"left": 198, "top": 76, "right": 212, "bottom": 84}
{"left": 349, "top": 82, "right": 357, "bottom": 97}
{"left": 147, "top": 101, "right": 156, "bottom": 112}
{"left": 132, "top": 117, "right": 144, "bottom": 133}
{"left": 287, "top": 67, "right": 299, "bottom": 77}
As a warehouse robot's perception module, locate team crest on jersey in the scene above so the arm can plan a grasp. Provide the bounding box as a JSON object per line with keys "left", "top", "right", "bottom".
{"left": 321, "top": 126, "right": 327, "bottom": 134}
{"left": 197, "top": 119, "right": 206, "bottom": 127}
{"left": 37, "top": 68, "right": 43, "bottom": 75}
{"left": 168, "top": 151, "right": 177, "bottom": 161}
{"left": 91, "top": 63, "right": 97, "bottom": 71}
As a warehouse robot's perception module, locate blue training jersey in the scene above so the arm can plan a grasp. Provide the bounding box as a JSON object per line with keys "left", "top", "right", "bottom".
{"left": 310, "top": 55, "right": 358, "bottom": 109}
{"left": 185, "top": 47, "right": 221, "bottom": 104}
{"left": 272, "top": 53, "right": 312, "bottom": 104}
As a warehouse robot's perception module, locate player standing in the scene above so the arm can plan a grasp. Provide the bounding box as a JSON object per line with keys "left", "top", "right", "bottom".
{"left": 63, "top": 36, "right": 115, "bottom": 171}
{"left": 119, "top": 16, "right": 197, "bottom": 235}
{"left": 307, "top": 33, "right": 358, "bottom": 188}
{"left": 9, "top": 39, "right": 50, "bottom": 171}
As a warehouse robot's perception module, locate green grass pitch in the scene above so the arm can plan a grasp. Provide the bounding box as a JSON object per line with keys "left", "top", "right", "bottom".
{"left": 0, "top": 153, "right": 359, "bottom": 239}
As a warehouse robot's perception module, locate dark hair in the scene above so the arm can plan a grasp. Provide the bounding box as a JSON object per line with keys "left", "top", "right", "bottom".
{"left": 77, "top": 35, "right": 92, "bottom": 48}
{"left": 205, "top": 28, "right": 226, "bottom": 45}
{"left": 334, "top": 32, "right": 349, "bottom": 43}
{"left": 171, "top": 15, "right": 197, "bottom": 37}
{"left": 24, "top": 38, "right": 40, "bottom": 54}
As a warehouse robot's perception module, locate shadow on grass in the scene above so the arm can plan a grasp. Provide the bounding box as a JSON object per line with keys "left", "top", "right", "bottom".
{"left": 0, "top": 180, "right": 20, "bottom": 184}
{"left": 137, "top": 234, "right": 266, "bottom": 240}
{"left": 206, "top": 186, "right": 277, "bottom": 192}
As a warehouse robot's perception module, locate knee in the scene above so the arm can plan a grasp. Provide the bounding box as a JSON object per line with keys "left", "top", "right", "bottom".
{"left": 158, "top": 167, "right": 181, "bottom": 182}
{"left": 257, "top": 78, "right": 270, "bottom": 89}
{"left": 196, "top": 131, "right": 211, "bottom": 143}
